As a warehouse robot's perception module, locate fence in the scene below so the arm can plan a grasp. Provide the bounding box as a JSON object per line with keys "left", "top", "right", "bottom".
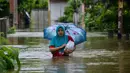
{"left": 0, "top": 18, "right": 9, "bottom": 38}
{"left": 31, "top": 9, "right": 49, "bottom": 32}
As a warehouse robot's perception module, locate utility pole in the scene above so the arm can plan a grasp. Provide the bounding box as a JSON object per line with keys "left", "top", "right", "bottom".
{"left": 9, "top": 0, "right": 18, "bottom": 27}
{"left": 48, "top": 0, "right": 51, "bottom": 26}
{"left": 81, "top": 0, "right": 85, "bottom": 30}
{"left": 118, "top": 0, "right": 123, "bottom": 39}
{"left": 73, "top": 0, "right": 77, "bottom": 25}
{"left": 35, "top": 0, "right": 39, "bottom": 31}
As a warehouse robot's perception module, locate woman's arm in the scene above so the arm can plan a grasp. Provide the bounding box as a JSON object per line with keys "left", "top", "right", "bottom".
{"left": 49, "top": 44, "right": 66, "bottom": 52}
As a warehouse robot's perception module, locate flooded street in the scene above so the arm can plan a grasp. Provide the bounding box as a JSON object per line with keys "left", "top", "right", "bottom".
{"left": 6, "top": 32, "right": 130, "bottom": 73}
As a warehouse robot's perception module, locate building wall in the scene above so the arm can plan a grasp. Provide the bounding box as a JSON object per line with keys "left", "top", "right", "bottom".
{"left": 49, "top": 1, "right": 67, "bottom": 25}
{"left": 31, "top": 9, "right": 49, "bottom": 32}
{"left": 49, "top": 0, "right": 84, "bottom": 28}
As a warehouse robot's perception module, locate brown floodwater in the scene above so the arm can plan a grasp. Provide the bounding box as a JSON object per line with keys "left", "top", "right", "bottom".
{"left": 6, "top": 35, "right": 130, "bottom": 73}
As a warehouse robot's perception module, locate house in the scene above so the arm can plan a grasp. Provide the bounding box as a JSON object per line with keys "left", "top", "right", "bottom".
{"left": 49, "top": 0, "right": 85, "bottom": 29}
{"left": 48, "top": 0, "right": 68, "bottom": 25}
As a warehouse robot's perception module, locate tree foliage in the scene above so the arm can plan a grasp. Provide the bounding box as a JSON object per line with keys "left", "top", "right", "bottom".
{"left": 58, "top": 0, "right": 82, "bottom": 22}
{"left": 0, "top": 0, "right": 9, "bottom": 17}
{"left": 85, "top": 0, "right": 130, "bottom": 33}
{"left": 85, "top": 0, "right": 118, "bottom": 31}
{"left": 123, "top": 1, "right": 130, "bottom": 33}
{"left": 18, "top": 0, "right": 48, "bottom": 13}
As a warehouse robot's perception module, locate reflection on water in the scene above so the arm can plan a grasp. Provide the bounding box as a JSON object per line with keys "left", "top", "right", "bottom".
{"left": 85, "top": 37, "right": 130, "bottom": 50}
{"left": 119, "top": 51, "right": 130, "bottom": 73}
{"left": 8, "top": 37, "right": 49, "bottom": 45}
{"left": 7, "top": 36, "right": 130, "bottom": 73}
{"left": 45, "top": 57, "right": 87, "bottom": 73}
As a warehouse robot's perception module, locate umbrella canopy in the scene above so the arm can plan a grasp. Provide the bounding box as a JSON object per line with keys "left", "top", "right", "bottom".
{"left": 43, "top": 23, "right": 87, "bottom": 45}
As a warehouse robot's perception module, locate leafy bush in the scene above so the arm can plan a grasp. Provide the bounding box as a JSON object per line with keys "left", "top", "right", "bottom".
{"left": 34, "top": 0, "right": 48, "bottom": 9}
{"left": 58, "top": 16, "right": 68, "bottom": 23}
{"left": 0, "top": 46, "right": 20, "bottom": 72}
{"left": 7, "top": 26, "right": 16, "bottom": 34}
{"left": 58, "top": 0, "right": 82, "bottom": 23}
{"left": 85, "top": 0, "right": 118, "bottom": 32}
{"left": 0, "top": 32, "right": 8, "bottom": 45}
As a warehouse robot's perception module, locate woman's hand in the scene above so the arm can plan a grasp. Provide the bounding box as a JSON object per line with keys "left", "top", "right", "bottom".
{"left": 64, "top": 46, "right": 76, "bottom": 55}
{"left": 64, "top": 49, "right": 73, "bottom": 55}
{"left": 49, "top": 44, "right": 66, "bottom": 52}
{"left": 59, "top": 44, "right": 66, "bottom": 49}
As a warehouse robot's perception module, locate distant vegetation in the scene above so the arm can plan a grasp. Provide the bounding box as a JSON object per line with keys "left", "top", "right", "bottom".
{"left": 0, "top": 0, "right": 9, "bottom": 17}
{"left": 0, "top": 32, "right": 8, "bottom": 45}
{"left": 85, "top": 0, "right": 130, "bottom": 33}
{"left": 58, "top": 0, "right": 82, "bottom": 23}
{"left": 18, "top": 0, "right": 48, "bottom": 14}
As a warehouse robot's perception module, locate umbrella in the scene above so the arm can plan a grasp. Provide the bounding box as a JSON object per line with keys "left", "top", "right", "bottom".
{"left": 43, "top": 23, "right": 87, "bottom": 45}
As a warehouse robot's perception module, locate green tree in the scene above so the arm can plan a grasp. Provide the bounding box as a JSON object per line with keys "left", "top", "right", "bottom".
{"left": 18, "top": 0, "right": 48, "bottom": 14}
{"left": 58, "top": 0, "right": 82, "bottom": 22}
{"left": 123, "top": 1, "right": 130, "bottom": 33}
{"left": 85, "top": 0, "right": 118, "bottom": 31}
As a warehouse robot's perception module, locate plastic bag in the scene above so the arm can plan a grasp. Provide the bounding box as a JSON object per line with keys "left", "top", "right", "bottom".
{"left": 65, "top": 40, "right": 75, "bottom": 50}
